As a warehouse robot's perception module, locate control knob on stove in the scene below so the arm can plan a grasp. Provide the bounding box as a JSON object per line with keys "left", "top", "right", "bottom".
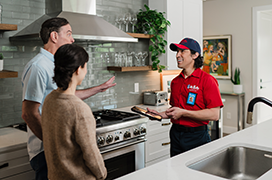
{"left": 133, "top": 129, "right": 140, "bottom": 136}
{"left": 124, "top": 131, "right": 131, "bottom": 138}
{"left": 140, "top": 127, "right": 146, "bottom": 134}
{"left": 106, "top": 135, "right": 113, "bottom": 143}
{"left": 115, "top": 136, "right": 120, "bottom": 141}
{"left": 97, "top": 137, "right": 105, "bottom": 146}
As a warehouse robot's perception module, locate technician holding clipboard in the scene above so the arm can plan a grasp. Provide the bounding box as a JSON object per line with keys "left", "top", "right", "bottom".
{"left": 147, "top": 37, "right": 224, "bottom": 157}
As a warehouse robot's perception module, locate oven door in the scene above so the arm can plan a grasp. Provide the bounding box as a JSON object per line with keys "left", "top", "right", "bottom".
{"left": 100, "top": 137, "right": 145, "bottom": 180}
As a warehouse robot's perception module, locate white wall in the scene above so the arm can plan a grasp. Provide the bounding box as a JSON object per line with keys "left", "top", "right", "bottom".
{"left": 203, "top": 0, "right": 272, "bottom": 132}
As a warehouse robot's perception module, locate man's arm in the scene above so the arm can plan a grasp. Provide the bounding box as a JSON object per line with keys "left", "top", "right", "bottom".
{"left": 21, "top": 100, "right": 43, "bottom": 140}
{"left": 165, "top": 107, "right": 220, "bottom": 121}
{"left": 75, "top": 76, "right": 116, "bottom": 100}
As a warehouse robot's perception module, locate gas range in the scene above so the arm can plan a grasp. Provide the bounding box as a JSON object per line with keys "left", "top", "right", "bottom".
{"left": 93, "top": 109, "right": 148, "bottom": 151}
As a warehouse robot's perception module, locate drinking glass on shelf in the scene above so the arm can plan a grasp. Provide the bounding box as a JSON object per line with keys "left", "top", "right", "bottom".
{"left": 119, "top": 15, "right": 125, "bottom": 31}
{"left": 142, "top": 22, "right": 151, "bottom": 34}
{"left": 100, "top": 53, "right": 107, "bottom": 67}
{"left": 124, "top": 12, "right": 132, "bottom": 32}
{"left": 104, "top": 52, "right": 110, "bottom": 65}
{"left": 141, "top": 51, "right": 148, "bottom": 66}
{"left": 100, "top": 53, "right": 105, "bottom": 63}
{"left": 134, "top": 52, "right": 142, "bottom": 66}
{"left": 115, "top": 15, "right": 122, "bottom": 29}
{"left": 130, "top": 14, "right": 137, "bottom": 33}
{"left": 110, "top": 52, "right": 115, "bottom": 66}
{"left": 120, "top": 52, "right": 128, "bottom": 66}
{"left": 127, "top": 52, "right": 134, "bottom": 67}
{"left": 114, "top": 52, "right": 121, "bottom": 66}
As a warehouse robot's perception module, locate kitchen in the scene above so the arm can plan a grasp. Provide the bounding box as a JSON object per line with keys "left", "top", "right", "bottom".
{"left": 1, "top": 0, "right": 272, "bottom": 179}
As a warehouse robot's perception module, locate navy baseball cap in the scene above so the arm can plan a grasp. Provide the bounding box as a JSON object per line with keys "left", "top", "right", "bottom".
{"left": 170, "top": 38, "right": 201, "bottom": 55}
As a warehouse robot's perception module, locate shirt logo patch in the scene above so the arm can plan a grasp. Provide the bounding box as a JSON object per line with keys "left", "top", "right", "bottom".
{"left": 187, "top": 84, "right": 199, "bottom": 91}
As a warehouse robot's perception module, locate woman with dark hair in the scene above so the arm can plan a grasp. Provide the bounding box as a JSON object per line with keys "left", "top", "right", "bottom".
{"left": 41, "top": 44, "right": 107, "bottom": 180}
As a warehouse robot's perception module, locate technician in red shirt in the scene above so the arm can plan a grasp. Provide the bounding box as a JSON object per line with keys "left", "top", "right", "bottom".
{"left": 147, "top": 37, "right": 223, "bottom": 157}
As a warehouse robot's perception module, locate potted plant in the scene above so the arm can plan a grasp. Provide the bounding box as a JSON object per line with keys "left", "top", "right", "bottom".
{"left": 134, "top": 4, "right": 171, "bottom": 72}
{"left": 231, "top": 67, "right": 243, "bottom": 93}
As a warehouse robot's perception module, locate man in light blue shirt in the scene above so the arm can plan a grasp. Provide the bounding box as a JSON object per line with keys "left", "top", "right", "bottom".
{"left": 21, "top": 17, "right": 116, "bottom": 180}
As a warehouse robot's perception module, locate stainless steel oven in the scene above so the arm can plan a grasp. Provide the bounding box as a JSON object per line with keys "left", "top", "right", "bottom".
{"left": 94, "top": 109, "right": 148, "bottom": 180}
{"left": 101, "top": 137, "right": 145, "bottom": 180}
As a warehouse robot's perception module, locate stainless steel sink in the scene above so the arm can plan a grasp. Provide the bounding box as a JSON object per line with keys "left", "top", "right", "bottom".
{"left": 188, "top": 146, "right": 272, "bottom": 180}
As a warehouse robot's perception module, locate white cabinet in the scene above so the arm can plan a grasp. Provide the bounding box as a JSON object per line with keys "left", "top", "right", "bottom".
{"left": 149, "top": 0, "right": 203, "bottom": 70}
{"left": 0, "top": 147, "right": 35, "bottom": 180}
{"left": 145, "top": 119, "right": 171, "bottom": 167}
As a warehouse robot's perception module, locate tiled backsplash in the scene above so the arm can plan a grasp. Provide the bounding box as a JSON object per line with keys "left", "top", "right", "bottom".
{"left": 0, "top": 0, "right": 162, "bottom": 127}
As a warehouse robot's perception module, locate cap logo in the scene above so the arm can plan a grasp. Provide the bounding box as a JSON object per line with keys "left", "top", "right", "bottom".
{"left": 181, "top": 39, "right": 187, "bottom": 44}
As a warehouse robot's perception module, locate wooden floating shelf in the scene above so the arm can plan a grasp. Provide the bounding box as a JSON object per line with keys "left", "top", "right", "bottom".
{"left": 107, "top": 66, "right": 152, "bottom": 72}
{"left": 0, "top": 70, "right": 18, "bottom": 78}
{"left": 0, "top": 24, "right": 17, "bottom": 31}
{"left": 127, "top": 33, "right": 153, "bottom": 39}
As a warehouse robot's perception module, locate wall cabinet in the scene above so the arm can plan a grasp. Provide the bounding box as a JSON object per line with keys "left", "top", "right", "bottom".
{"left": 0, "top": 147, "right": 35, "bottom": 180}
{"left": 145, "top": 118, "right": 171, "bottom": 167}
{"left": 149, "top": 0, "right": 203, "bottom": 70}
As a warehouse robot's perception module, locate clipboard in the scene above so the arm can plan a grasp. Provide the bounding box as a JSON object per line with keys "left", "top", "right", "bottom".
{"left": 131, "top": 106, "right": 162, "bottom": 121}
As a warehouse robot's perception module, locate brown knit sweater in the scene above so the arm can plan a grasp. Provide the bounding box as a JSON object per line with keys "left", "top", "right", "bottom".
{"left": 42, "top": 90, "right": 107, "bottom": 180}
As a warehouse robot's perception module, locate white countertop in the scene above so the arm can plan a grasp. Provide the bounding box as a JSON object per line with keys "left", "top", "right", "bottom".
{"left": 0, "top": 127, "right": 28, "bottom": 153}
{"left": 117, "top": 119, "right": 272, "bottom": 180}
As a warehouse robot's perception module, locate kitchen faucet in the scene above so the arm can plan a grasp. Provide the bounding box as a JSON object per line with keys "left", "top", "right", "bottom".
{"left": 247, "top": 97, "right": 272, "bottom": 124}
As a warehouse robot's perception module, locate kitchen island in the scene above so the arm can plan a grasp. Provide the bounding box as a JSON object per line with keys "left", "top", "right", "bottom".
{"left": 117, "top": 119, "right": 272, "bottom": 180}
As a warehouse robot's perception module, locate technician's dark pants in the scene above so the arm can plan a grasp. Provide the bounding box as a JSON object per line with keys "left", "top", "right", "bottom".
{"left": 170, "top": 124, "right": 211, "bottom": 157}
{"left": 30, "top": 151, "right": 48, "bottom": 180}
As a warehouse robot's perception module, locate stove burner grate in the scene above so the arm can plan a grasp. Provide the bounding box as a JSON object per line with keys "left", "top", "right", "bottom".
{"left": 93, "top": 109, "right": 140, "bottom": 121}
{"left": 93, "top": 109, "right": 141, "bottom": 128}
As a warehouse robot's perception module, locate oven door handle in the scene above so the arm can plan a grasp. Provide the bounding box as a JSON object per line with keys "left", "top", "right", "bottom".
{"left": 100, "top": 137, "right": 146, "bottom": 154}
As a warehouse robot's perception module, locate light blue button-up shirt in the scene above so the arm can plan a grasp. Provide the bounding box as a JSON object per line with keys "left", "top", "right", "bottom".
{"left": 22, "top": 48, "right": 57, "bottom": 160}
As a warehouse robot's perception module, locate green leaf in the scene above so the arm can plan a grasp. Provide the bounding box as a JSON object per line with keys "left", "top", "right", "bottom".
{"left": 151, "top": 56, "right": 157, "bottom": 61}
{"left": 135, "top": 4, "right": 170, "bottom": 72}
{"left": 160, "top": 22, "right": 166, "bottom": 28}
{"left": 160, "top": 65, "right": 166, "bottom": 69}
{"left": 152, "top": 63, "right": 158, "bottom": 70}
{"left": 231, "top": 67, "right": 241, "bottom": 85}
{"left": 152, "top": 51, "right": 159, "bottom": 57}
{"left": 149, "top": 45, "right": 154, "bottom": 51}
{"left": 144, "top": 4, "right": 150, "bottom": 11}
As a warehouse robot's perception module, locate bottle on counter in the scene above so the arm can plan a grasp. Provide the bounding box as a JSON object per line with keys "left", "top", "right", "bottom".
{"left": 0, "top": 53, "right": 4, "bottom": 71}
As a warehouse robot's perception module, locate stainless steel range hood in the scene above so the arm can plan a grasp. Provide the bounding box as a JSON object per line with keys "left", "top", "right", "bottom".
{"left": 10, "top": 0, "right": 138, "bottom": 43}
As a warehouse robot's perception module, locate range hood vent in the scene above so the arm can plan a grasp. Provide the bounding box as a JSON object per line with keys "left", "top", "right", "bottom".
{"left": 10, "top": 0, "right": 137, "bottom": 43}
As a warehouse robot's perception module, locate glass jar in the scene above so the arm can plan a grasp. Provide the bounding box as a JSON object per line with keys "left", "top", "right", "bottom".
{"left": 0, "top": 3, "right": 2, "bottom": 24}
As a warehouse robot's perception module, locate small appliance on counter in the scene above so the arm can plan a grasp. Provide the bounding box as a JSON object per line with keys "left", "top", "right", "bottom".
{"left": 143, "top": 90, "right": 168, "bottom": 106}
{"left": 8, "top": 122, "right": 27, "bottom": 132}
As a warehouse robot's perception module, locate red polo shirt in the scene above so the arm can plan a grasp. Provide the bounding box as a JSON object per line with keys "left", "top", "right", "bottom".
{"left": 170, "top": 68, "right": 223, "bottom": 127}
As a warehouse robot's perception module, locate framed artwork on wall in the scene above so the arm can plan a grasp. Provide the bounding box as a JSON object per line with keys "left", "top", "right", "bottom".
{"left": 203, "top": 35, "right": 232, "bottom": 79}
{"left": 160, "top": 70, "right": 181, "bottom": 100}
